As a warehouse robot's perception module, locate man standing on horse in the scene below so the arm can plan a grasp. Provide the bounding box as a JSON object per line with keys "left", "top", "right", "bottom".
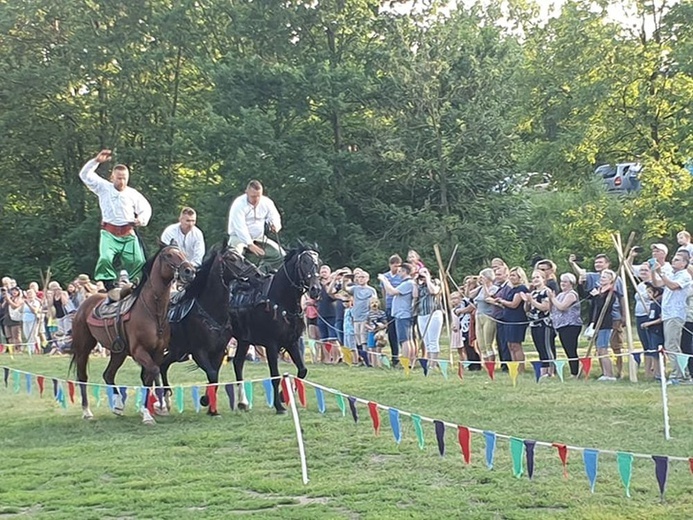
{"left": 227, "top": 180, "right": 283, "bottom": 272}
{"left": 160, "top": 207, "right": 206, "bottom": 267}
{"left": 79, "top": 149, "right": 152, "bottom": 298}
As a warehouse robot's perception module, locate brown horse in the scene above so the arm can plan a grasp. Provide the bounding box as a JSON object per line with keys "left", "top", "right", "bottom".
{"left": 70, "top": 245, "right": 195, "bottom": 424}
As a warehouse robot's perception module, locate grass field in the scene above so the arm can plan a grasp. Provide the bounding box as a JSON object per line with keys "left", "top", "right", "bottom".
{"left": 0, "top": 353, "right": 692, "bottom": 519}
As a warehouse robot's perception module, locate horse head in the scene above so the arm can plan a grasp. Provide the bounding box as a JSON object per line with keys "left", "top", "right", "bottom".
{"left": 158, "top": 245, "right": 196, "bottom": 284}
{"left": 284, "top": 247, "right": 321, "bottom": 299}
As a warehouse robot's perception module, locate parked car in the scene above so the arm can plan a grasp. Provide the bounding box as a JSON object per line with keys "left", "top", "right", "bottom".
{"left": 595, "top": 162, "right": 642, "bottom": 193}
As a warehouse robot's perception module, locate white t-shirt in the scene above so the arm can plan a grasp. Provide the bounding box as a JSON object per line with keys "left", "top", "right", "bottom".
{"left": 160, "top": 224, "right": 205, "bottom": 267}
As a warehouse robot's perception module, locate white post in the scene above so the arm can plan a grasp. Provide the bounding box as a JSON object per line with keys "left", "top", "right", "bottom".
{"left": 284, "top": 374, "right": 309, "bottom": 484}
{"left": 657, "top": 347, "right": 671, "bottom": 440}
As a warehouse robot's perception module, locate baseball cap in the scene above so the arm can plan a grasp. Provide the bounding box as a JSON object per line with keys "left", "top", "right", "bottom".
{"left": 650, "top": 243, "right": 668, "bottom": 255}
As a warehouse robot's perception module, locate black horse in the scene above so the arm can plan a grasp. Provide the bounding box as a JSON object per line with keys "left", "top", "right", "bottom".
{"left": 230, "top": 245, "right": 321, "bottom": 414}
{"left": 160, "top": 246, "right": 241, "bottom": 415}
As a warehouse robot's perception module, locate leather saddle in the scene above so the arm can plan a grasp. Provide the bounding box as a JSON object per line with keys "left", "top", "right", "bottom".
{"left": 167, "top": 290, "right": 196, "bottom": 323}
{"left": 87, "top": 293, "right": 137, "bottom": 328}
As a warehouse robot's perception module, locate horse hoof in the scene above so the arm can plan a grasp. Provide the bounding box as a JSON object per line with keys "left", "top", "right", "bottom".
{"left": 112, "top": 407, "right": 124, "bottom": 417}
{"left": 276, "top": 408, "right": 287, "bottom": 415}
{"left": 238, "top": 403, "right": 249, "bottom": 412}
{"left": 143, "top": 417, "right": 156, "bottom": 426}
{"left": 199, "top": 395, "right": 210, "bottom": 407}
{"left": 82, "top": 411, "right": 94, "bottom": 421}
{"left": 207, "top": 409, "right": 221, "bottom": 417}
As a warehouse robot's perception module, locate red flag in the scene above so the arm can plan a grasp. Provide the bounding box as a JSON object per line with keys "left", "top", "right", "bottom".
{"left": 67, "top": 381, "right": 75, "bottom": 404}
{"left": 37, "top": 376, "right": 44, "bottom": 397}
{"left": 206, "top": 385, "right": 218, "bottom": 413}
{"left": 458, "top": 362, "right": 464, "bottom": 380}
{"left": 484, "top": 360, "right": 496, "bottom": 380}
{"left": 458, "top": 426, "right": 471, "bottom": 464}
{"left": 146, "top": 389, "right": 157, "bottom": 414}
{"left": 295, "top": 379, "right": 306, "bottom": 407}
{"left": 579, "top": 358, "right": 592, "bottom": 380}
{"left": 280, "top": 378, "right": 291, "bottom": 405}
{"left": 553, "top": 443, "right": 569, "bottom": 478}
{"left": 368, "top": 401, "right": 380, "bottom": 435}
{"left": 689, "top": 458, "right": 693, "bottom": 475}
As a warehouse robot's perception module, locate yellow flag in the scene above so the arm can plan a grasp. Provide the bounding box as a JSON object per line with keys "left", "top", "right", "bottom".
{"left": 339, "top": 346, "right": 353, "bottom": 365}
{"left": 507, "top": 362, "right": 519, "bottom": 387}
{"left": 401, "top": 357, "right": 411, "bottom": 376}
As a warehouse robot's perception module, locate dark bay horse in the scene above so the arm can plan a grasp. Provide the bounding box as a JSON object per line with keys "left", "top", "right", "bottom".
{"left": 230, "top": 246, "right": 321, "bottom": 414}
{"left": 70, "top": 245, "right": 195, "bottom": 424}
{"left": 160, "top": 246, "right": 239, "bottom": 415}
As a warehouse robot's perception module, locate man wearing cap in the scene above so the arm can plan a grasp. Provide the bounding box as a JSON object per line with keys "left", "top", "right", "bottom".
{"left": 160, "top": 207, "right": 205, "bottom": 267}
{"left": 650, "top": 243, "right": 672, "bottom": 276}
{"left": 652, "top": 250, "right": 692, "bottom": 382}
{"left": 79, "top": 150, "right": 152, "bottom": 293}
{"left": 227, "top": 180, "right": 283, "bottom": 272}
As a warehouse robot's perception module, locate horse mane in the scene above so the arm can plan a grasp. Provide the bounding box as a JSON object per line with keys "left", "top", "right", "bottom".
{"left": 282, "top": 242, "right": 317, "bottom": 266}
{"left": 131, "top": 246, "right": 161, "bottom": 298}
{"left": 179, "top": 243, "right": 225, "bottom": 300}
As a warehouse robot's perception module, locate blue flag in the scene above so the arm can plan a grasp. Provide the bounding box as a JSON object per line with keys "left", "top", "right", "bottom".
{"left": 583, "top": 449, "right": 599, "bottom": 493}
{"left": 389, "top": 408, "right": 401, "bottom": 444}
{"left": 484, "top": 431, "right": 496, "bottom": 469}
{"left": 315, "top": 388, "right": 326, "bottom": 414}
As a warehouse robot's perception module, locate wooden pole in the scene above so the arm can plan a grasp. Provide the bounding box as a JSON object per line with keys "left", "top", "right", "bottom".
{"left": 433, "top": 244, "right": 454, "bottom": 366}
{"left": 611, "top": 232, "right": 638, "bottom": 382}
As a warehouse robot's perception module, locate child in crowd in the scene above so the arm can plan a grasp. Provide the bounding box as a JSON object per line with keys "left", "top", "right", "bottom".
{"left": 346, "top": 270, "right": 377, "bottom": 366}
{"left": 641, "top": 284, "right": 664, "bottom": 380}
{"left": 342, "top": 297, "right": 357, "bottom": 364}
{"left": 366, "top": 298, "right": 387, "bottom": 367}
{"left": 449, "top": 291, "right": 463, "bottom": 359}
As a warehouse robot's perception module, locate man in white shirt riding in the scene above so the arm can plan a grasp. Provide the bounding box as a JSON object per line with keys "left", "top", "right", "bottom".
{"left": 79, "top": 149, "right": 152, "bottom": 292}
{"left": 160, "top": 207, "right": 205, "bottom": 267}
{"left": 227, "top": 180, "right": 283, "bottom": 272}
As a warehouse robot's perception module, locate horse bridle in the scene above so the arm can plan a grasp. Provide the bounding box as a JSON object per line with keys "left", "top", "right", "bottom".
{"left": 281, "top": 250, "right": 319, "bottom": 292}
{"left": 161, "top": 245, "right": 195, "bottom": 282}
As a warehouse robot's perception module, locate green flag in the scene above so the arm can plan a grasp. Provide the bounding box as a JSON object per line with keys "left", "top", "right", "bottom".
{"left": 510, "top": 437, "right": 524, "bottom": 478}
{"left": 336, "top": 394, "right": 346, "bottom": 416}
{"left": 175, "top": 386, "right": 185, "bottom": 413}
{"left": 617, "top": 452, "right": 633, "bottom": 498}
{"left": 412, "top": 414, "right": 425, "bottom": 450}
{"left": 243, "top": 381, "right": 253, "bottom": 409}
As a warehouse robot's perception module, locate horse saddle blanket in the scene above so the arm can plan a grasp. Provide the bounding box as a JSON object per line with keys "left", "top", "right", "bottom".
{"left": 88, "top": 295, "right": 136, "bottom": 327}
{"left": 228, "top": 276, "right": 273, "bottom": 311}
{"left": 168, "top": 290, "right": 196, "bottom": 323}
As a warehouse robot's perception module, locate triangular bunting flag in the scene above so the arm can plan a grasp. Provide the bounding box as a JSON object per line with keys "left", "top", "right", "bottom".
{"left": 652, "top": 456, "right": 669, "bottom": 501}
{"left": 412, "top": 414, "right": 425, "bottom": 450}
{"left": 579, "top": 357, "right": 592, "bottom": 379}
{"left": 462, "top": 360, "right": 471, "bottom": 370}
{"left": 106, "top": 386, "right": 115, "bottom": 411}
{"left": 553, "top": 360, "right": 566, "bottom": 382}
{"left": 335, "top": 394, "right": 346, "bottom": 416}
{"left": 553, "top": 443, "right": 569, "bottom": 478}
{"left": 347, "top": 396, "right": 358, "bottom": 423}
{"left": 175, "top": 386, "right": 185, "bottom": 413}
{"left": 368, "top": 402, "right": 380, "bottom": 435}
{"left": 280, "top": 378, "right": 291, "bottom": 405}
{"left": 263, "top": 379, "right": 274, "bottom": 408}
{"left": 315, "top": 387, "right": 326, "bottom": 414}
{"left": 458, "top": 426, "right": 471, "bottom": 464}
{"left": 92, "top": 385, "right": 102, "bottom": 407}
{"left": 52, "top": 378, "right": 58, "bottom": 399}
{"left": 4, "top": 367, "right": 10, "bottom": 387}
{"left": 358, "top": 349, "right": 372, "bottom": 367}
{"left": 507, "top": 362, "right": 519, "bottom": 387}
{"left": 243, "top": 381, "right": 253, "bottom": 409}
{"left": 484, "top": 360, "right": 496, "bottom": 380}
{"left": 206, "top": 385, "right": 217, "bottom": 412}
{"left": 339, "top": 346, "right": 353, "bottom": 365}
{"left": 419, "top": 358, "right": 429, "bottom": 376}
{"left": 68, "top": 381, "right": 76, "bottom": 404}
{"left": 225, "top": 383, "right": 235, "bottom": 410}
{"left": 675, "top": 354, "right": 688, "bottom": 377}
{"left": 381, "top": 356, "right": 391, "bottom": 369}
{"left": 119, "top": 386, "right": 128, "bottom": 408}
{"left": 616, "top": 452, "right": 633, "bottom": 498}
{"left": 531, "top": 361, "right": 542, "bottom": 382}
{"left": 12, "top": 371, "right": 20, "bottom": 393}
{"left": 583, "top": 449, "right": 599, "bottom": 493}
{"left": 389, "top": 408, "right": 401, "bottom": 444}
{"left": 510, "top": 437, "right": 524, "bottom": 478}
{"left": 632, "top": 352, "right": 641, "bottom": 366}
{"left": 524, "top": 440, "right": 536, "bottom": 479}
{"left": 689, "top": 458, "right": 693, "bottom": 475}
{"left": 483, "top": 431, "right": 496, "bottom": 469}
{"left": 438, "top": 360, "right": 449, "bottom": 380}
{"left": 434, "top": 420, "right": 445, "bottom": 456}
{"left": 401, "top": 358, "right": 411, "bottom": 376}
{"left": 25, "top": 373, "right": 31, "bottom": 395}
{"left": 37, "top": 376, "right": 44, "bottom": 397}
{"left": 192, "top": 386, "right": 201, "bottom": 413}
{"left": 134, "top": 387, "right": 144, "bottom": 410}
{"left": 295, "top": 379, "right": 306, "bottom": 407}
{"left": 457, "top": 362, "right": 464, "bottom": 380}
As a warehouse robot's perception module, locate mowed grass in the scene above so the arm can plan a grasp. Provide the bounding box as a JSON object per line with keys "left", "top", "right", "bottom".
{"left": 0, "top": 353, "right": 692, "bottom": 519}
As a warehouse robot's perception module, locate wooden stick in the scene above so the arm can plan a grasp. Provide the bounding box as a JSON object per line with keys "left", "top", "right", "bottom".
{"left": 434, "top": 244, "right": 454, "bottom": 366}
{"left": 611, "top": 231, "right": 638, "bottom": 382}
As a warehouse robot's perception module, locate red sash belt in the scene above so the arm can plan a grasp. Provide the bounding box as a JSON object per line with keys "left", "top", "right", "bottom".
{"left": 102, "top": 222, "right": 134, "bottom": 237}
